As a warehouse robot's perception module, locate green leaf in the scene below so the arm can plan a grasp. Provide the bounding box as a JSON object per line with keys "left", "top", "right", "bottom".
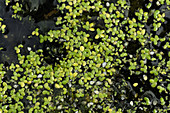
{"left": 167, "top": 84, "right": 170, "bottom": 91}
{"left": 144, "top": 97, "right": 151, "bottom": 105}
{"left": 44, "top": 83, "right": 50, "bottom": 90}
{"left": 27, "top": 96, "right": 32, "bottom": 101}
{"left": 63, "top": 88, "right": 67, "bottom": 94}
{"left": 99, "top": 92, "right": 104, "bottom": 99}
{"left": 160, "top": 97, "right": 165, "bottom": 105}
{"left": 79, "top": 79, "right": 84, "bottom": 85}
{"left": 154, "top": 10, "right": 160, "bottom": 19}
{"left": 157, "top": 86, "right": 165, "bottom": 93}
{"left": 146, "top": 3, "right": 152, "bottom": 9}
{"left": 149, "top": 78, "right": 158, "bottom": 88}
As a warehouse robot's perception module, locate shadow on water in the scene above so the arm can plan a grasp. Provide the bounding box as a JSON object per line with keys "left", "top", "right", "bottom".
{"left": 0, "top": 1, "right": 43, "bottom": 65}
{"left": 129, "top": 0, "right": 146, "bottom": 17}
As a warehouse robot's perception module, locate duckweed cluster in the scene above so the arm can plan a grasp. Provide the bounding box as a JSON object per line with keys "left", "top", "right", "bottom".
{"left": 0, "top": 0, "right": 170, "bottom": 112}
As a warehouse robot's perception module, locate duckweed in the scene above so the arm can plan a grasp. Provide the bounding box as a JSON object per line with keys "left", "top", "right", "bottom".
{"left": 0, "top": 0, "right": 170, "bottom": 112}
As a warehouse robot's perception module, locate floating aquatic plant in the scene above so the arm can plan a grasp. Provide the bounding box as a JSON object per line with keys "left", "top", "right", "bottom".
{"left": 0, "top": 0, "right": 170, "bottom": 112}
